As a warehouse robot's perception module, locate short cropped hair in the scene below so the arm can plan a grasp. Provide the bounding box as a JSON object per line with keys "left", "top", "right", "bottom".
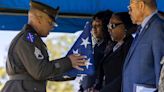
{"left": 137, "top": 0, "right": 157, "bottom": 9}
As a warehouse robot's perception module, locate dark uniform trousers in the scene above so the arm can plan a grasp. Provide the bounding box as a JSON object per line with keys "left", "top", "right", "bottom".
{"left": 1, "top": 24, "right": 73, "bottom": 92}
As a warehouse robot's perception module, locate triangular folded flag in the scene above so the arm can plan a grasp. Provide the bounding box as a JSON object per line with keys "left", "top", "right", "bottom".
{"left": 63, "top": 21, "right": 95, "bottom": 78}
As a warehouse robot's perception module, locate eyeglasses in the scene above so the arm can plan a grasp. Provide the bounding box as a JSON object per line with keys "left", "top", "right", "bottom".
{"left": 127, "top": 5, "right": 132, "bottom": 12}
{"left": 127, "top": 1, "right": 142, "bottom": 12}
{"left": 107, "top": 23, "right": 123, "bottom": 30}
{"left": 47, "top": 19, "right": 58, "bottom": 27}
{"left": 38, "top": 15, "right": 58, "bottom": 27}
{"left": 127, "top": 3, "right": 136, "bottom": 12}
{"left": 49, "top": 21, "right": 58, "bottom": 27}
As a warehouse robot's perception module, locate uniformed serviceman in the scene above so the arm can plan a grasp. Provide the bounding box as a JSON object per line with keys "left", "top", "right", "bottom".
{"left": 1, "top": 0, "right": 86, "bottom": 92}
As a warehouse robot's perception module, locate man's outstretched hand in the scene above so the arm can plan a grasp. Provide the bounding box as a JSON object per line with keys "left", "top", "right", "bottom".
{"left": 68, "top": 54, "right": 86, "bottom": 71}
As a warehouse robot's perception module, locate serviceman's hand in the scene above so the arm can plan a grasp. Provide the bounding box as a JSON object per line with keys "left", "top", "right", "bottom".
{"left": 68, "top": 54, "right": 86, "bottom": 71}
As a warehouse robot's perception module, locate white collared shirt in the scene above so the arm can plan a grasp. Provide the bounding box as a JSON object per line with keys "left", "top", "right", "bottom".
{"left": 113, "top": 40, "right": 124, "bottom": 52}
{"left": 140, "top": 10, "right": 157, "bottom": 34}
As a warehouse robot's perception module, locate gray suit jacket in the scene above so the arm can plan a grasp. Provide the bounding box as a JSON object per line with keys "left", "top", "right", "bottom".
{"left": 122, "top": 14, "right": 164, "bottom": 92}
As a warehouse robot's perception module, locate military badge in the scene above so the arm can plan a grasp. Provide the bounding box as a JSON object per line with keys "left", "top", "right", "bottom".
{"left": 34, "top": 47, "right": 44, "bottom": 59}
{"left": 26, "top": 33, "right": 35, "bottom": 43}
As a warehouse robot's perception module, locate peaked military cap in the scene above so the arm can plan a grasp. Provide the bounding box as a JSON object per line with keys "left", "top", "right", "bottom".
{"left": 30, "top": 0, "right": 60, "bottom": 21}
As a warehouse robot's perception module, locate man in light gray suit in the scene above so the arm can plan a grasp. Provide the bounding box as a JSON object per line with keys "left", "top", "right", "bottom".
{"left": 122, "top": 0, "right": 164, "bottom": 92}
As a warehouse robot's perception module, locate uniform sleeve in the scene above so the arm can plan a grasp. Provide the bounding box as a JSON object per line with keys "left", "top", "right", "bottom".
{"left": 15, "top": 38, "right": 73, "bottom": 80}
{"left": 49, "top": 59, "right": 76, "bottom": 81}
{"left": 48, "top": 74, "right": 76, "bottom": 81}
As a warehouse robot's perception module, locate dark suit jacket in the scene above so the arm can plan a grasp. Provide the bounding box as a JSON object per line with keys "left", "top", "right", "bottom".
{"left": 80, "top": 39, "right": 110, "bottom": 90}
{"left": 122, "top": 14, "right": 164, "bottom": 92}
{"left": 96, "top": 35, "right": 133, "bottom": 92}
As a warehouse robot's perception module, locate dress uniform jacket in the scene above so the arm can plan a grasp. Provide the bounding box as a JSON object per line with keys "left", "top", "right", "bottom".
{"left": 1, "top": 24, "right": 73, "bottom": 92}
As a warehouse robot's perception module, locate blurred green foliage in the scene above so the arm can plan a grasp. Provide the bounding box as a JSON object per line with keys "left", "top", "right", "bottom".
{"left": 45, "top": 34, "right": 76, "bottom": 92}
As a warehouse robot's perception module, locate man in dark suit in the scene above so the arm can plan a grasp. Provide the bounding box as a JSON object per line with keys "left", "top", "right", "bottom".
{"left": 122, "top": 0, "right": 164, "bottom": 92}
{"left": 1, "top": 1, "right": 86, "bottom": 92}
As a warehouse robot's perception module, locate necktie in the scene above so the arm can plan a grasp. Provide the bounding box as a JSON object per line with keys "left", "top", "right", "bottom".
{"left": 130, "top": 25, "right": 142, "bottom": 47}
{"left": 133, "top": 25, "right": 142, "bottom": 42}
{"left": 134, "top": 25, "right": 142, "bottom": 40}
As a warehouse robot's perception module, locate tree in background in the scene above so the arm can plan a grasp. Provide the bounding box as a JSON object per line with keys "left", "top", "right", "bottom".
{"left": 0, "top": 68, "right": 7, "bottom": 90}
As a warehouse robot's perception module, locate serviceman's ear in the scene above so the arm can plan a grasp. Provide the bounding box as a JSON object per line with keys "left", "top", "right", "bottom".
{"left": 37, "top": 17, "right": 42, "bottom": 24}
{"left": 35, "top": 13, "right": 42, "bottom": 24}
{"left": 29, "top": 10, "right": 42, "bottom": 24}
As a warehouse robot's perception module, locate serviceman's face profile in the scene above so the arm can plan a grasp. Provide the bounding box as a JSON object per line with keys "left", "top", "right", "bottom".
{"left": 30, "top": 0, "right": 60, "bottom": 27}
{"left": 29, "top": 0, "right": 60, "bottom": 37}
{"left": 28, "top": 9, "right": 54, "bottom": 37}
{"left": 37, "top": 12, "right": 55, "bottom": 36}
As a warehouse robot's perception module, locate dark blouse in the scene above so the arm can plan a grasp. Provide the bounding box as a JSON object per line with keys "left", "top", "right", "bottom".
{"left": 96, "top": 35, "right": 133, "bottom": 92}
{"left": 80, "top": 39, "right": 110, "bottom": 90}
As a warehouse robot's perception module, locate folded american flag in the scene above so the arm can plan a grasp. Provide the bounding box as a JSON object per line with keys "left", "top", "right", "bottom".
{"left": 63, "top": 21, "right": 95, "bottom": 78}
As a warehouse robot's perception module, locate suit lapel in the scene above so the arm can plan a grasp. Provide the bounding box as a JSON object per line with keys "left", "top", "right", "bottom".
{"left": 123, "top": 14, "right": 158, "bottom": 70}
{"left": 101, "top": 48, "right": 113, "bottom": 64}
{"left": 102, "top": 43, "right": 123, "bottom": 64}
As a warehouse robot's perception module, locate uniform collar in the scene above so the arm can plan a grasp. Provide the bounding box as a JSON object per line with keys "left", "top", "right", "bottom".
{"left": 96, "top": 39, "right": 104, "bottom": 46}
{"left": 23, "top": 24, "right": 38, "bottom": 35}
